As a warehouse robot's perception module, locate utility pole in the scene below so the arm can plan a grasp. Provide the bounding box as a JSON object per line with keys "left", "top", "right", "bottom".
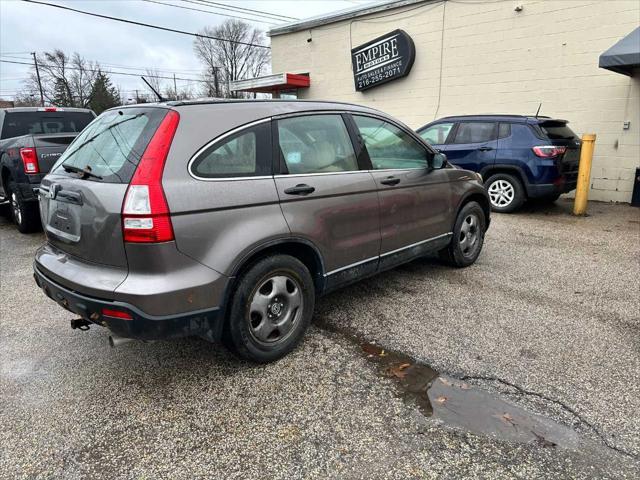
{"left": 135, "top": 89, "right": 139, "bottom": 104}
{"left": 31, "top": 52, "right": 44, "bottom": 107}
{"left": 173, "top": 73, "right": 177, "bottom": 101}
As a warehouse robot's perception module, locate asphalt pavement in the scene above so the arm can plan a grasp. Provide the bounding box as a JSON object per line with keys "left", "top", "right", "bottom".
{"left": 1, "top": 199, "right": 639, "bottom": 479}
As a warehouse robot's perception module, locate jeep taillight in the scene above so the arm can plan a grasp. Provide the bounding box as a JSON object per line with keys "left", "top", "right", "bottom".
{"left": 532, "top": 146, "right": 567, "bottom": 158}
{"left": 121, "top": 110, "right": 179, "bottom": 243}
{"left": 20, "top": 148, "right": 39, "bottom": 174}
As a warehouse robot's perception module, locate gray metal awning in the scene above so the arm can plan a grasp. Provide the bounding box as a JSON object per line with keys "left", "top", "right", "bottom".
{"left": 599, "top": 27, "right": 640, "bottom": 76}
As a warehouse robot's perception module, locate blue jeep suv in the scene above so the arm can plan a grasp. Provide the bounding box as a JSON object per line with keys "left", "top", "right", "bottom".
{"left": 417, "top": 115, "right": 581, "bottom": 212}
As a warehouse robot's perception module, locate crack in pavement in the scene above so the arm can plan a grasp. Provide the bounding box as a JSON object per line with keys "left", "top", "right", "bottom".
{"left": 459, "top": 374, "right": 639, "bottom": 460}
{"left": 313, "top": 320, "right": 639, "bottom": 461}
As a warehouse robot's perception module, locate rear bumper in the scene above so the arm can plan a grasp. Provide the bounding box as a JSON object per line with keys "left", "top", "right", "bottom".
{"left": 33, "top": 265, "right": 223, "bottom": 341}
{"left": 527, "top": 177, "right": 577, "bottom": 198}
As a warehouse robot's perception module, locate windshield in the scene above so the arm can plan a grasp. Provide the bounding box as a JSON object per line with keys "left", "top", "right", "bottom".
{"left": 52, "top": 107, "right": 167, "bottom": 183}
{"left": 1, "top": 111, "right": 94, "bottom": 139}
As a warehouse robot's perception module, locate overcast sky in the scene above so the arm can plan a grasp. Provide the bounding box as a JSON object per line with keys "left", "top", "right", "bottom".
{"left": 0, "top": 0, "right": 372, "bottom": 101}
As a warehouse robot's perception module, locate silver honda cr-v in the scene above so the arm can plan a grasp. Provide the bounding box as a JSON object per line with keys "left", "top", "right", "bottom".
{"left": 33, "top": 100, "right": 490, "bottom": 362}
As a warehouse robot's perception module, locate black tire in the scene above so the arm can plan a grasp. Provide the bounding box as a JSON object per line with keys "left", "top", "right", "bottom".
{"left": 484, "top": 173, "right": 525, "bottom": 213}
{"left": 439, "top": 201, "right": 486, "bottom": 268}
{"left": 7, "top": 182, "right": 41, "bottom": 233}
{"left": 224, "top": 254, "right": 315, "bottom": 363}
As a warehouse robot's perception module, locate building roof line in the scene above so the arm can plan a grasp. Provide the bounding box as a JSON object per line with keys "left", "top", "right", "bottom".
{"left": 268, "top": 0, "right": 432, "bottom": 37}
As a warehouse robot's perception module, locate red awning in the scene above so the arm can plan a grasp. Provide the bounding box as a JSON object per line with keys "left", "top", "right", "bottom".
{"left": 230, "top": 73, "right": 310, "bottom": 93}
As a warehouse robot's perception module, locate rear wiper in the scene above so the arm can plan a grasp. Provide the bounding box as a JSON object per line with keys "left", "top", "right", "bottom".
{"left": 62, "top": 164, "right": 103, "bottom": 180}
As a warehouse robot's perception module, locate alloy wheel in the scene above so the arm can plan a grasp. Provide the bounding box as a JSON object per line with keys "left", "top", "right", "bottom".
{"left": 487, "top": 179, "right": 515, "bottom": 208}
{"left": 10, "top": 192, "right": 22, "bottom": 225}
{"left": 459, "top": 213, "right": 479, "bottom": 257}
{"left": 248, "top": 274, "right": 303, "bottom": 346}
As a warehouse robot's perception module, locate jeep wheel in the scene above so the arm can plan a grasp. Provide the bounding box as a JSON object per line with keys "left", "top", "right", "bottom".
{"left": 439, "top": 201, "right": 486, "bottom": 268}
{"left": 224, "top": 254, "right": 315, "bottom": 363}
{"left": 485, "top": 173, "right": 525, "bottom": 213}
{"left": 8, "top": 182, "right": 41, "bottom": 233}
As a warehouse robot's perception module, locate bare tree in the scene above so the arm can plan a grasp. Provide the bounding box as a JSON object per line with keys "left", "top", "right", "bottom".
{"left": 13, "top": 92, "right": 40, "bottom": 107}
{"left": 164, "top": 84, "right": 193, "bottom": 102}
{"left": 24, "top": 50, "right": 100, "bottom": 107}
{"left": 193, "top": 19, "right": 270, "bottom": 98}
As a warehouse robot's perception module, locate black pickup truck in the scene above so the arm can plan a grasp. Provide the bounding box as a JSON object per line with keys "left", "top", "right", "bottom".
{"left": 0, "top": 107, "right": 95, "bottom": 232}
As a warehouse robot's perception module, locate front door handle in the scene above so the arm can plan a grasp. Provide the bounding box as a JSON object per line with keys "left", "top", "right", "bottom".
{"left": 284, "top": 184, "right": 315, "bottom": 196}
{"left": 478, "top": 146, "right": 494, "bottom": 152}
{"left": 380, "top": 176, "right": 400, "bottom": 186}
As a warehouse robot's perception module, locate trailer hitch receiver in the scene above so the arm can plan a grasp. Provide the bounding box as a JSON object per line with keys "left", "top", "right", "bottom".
{"left": 70, "top": 319, "right": 91, "bottom": 331}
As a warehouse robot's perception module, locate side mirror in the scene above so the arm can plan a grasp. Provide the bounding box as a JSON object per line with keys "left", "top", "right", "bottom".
{"left": 432, "top": 152, "right": 447, "bottom": 169}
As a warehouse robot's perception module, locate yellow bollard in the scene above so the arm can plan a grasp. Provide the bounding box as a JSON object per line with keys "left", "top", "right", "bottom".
{"left": 573, "top": 133, "right": 596, "bottom": 216}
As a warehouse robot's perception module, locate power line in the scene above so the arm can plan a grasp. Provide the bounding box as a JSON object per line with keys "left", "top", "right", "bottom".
{"left": 142, "top": 0, "right": 282, "bottom": 25}
{"left": 1, "top": 52, "right": 202, "bottom": 75}
{"left": 0, "top": 51, "right": 33, "bottom": 56}
{"left": 95, "top": 62, "right": 201, "bottom": 74}
{"left": 0, "top": 58, "right": 211, "bottom": 84}
{"left": 184, "top": 0, "right": 297, "bottom": 21}
{"left": 22, "top": 0, "right": 270, "bottom": 49}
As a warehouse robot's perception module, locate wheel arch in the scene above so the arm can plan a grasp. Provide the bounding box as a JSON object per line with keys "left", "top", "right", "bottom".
{"left": 229, "top": 238, "right": 326, "bottom": 295}
{"left": 1, "top": 164, "right": 11, "bottom": 196}
{"left": 480, "top": 164, "right": 530, "bottom": 196}
{"left": 452, "top": 190, "right": 491, "bottom": 232}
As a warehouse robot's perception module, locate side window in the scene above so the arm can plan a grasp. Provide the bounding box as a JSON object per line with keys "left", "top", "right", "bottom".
{"left": 452, "top": 122, "right": 496, "bottom": 144}
{"left": 418, "top": 122, "right": 454, "bottom": 145}
{"left": 498, "top": 123, "right": 511, "bottom": 139}
{"left": 191, "top": 123, "right": 270, "bottom": 178}
{"left": 277, "top": 114, "right": 358, "bottom": 174}
{"left": 353, "top": 115, "right": 427, "bottom": 170}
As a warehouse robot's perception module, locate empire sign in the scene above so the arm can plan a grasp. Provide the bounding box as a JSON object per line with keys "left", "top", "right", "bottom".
{"left": 351, "top": 29, "right": 416, "bottom": 92}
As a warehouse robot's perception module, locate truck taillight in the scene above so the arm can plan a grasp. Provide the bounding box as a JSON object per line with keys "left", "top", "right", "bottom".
{"left": 20, "top": 148, "right": 40, "bottom": 174}
{"left": 122, "top": 110, "right": 179, "bottom": 243}
{"left": 532, "top": 146, "right": 567, "bottom": 158}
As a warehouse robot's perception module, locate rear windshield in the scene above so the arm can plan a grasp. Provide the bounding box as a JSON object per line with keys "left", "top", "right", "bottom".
{"left": 52, "top": 107, "right": 167, "bottom": 183}
{"left": 538, "top": 121, "right": 577, "bottom": 140}
{"left": 1, "top": 111, "right": 94, "bottom": 139}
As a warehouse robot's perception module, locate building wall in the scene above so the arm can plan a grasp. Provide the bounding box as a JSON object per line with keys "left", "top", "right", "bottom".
{"left": 271, "top": 0, "right": 640, "bottom": 202}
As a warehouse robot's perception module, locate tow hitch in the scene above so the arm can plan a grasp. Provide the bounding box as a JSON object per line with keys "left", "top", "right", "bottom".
{"left": 70, "top": 318, "right": 91, "bottom": 331}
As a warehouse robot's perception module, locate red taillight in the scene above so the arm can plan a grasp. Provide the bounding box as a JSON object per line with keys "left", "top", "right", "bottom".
{"left": 20, "top": 148, "right": 40, "bottom": 174}
{"left": 122, "top": 110, "right": 179, "bottom": 243}
{"left": 532, "top": 145, "right": 567, "bottom": 158}
{"left": 102, "top": 308, "right": 133, "bottom": 320}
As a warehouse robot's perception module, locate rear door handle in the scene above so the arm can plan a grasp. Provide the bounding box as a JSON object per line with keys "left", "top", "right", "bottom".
{"left": 284, "top": 184, "right": 315, "bottom": 196}
{"left": 478, "top": 146, "right": 494, "bottom": 152}
{"left": 380, "top": 177, "right": 400, "bottom": 186}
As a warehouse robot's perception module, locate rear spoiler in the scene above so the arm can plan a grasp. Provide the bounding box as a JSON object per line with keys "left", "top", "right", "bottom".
{"left": 534, "top": 118, "right": 569, "bottom": 125}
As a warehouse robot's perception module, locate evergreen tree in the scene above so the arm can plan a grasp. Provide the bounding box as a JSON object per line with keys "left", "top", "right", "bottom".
{"left": 51, "top": 78, "right": 73, "bottom": 107}
{"left": 88, "top": 70, "right": 120, "bottom": 113}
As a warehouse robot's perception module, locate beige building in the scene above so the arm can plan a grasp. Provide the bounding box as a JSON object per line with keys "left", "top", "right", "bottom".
{"left": 235, "top": 0, "right": 640, "bottom": 203}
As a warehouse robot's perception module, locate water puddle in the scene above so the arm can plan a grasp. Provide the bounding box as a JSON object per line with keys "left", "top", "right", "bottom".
{"left": 360, "top": 341, "right": 587, "bottom": 451}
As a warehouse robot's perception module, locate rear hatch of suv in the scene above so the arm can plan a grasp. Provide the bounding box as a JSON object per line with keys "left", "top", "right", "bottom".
{"left": 532, "top": 119, "right": 581, "bottom": 186}
{"left": 37, "top": 106, "right": 177, "bottom": 292}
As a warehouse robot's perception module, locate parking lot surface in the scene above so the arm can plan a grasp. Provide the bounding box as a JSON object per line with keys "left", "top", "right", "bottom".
{"left": 1, "top": 200, "right": 639, "bottom": 479}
